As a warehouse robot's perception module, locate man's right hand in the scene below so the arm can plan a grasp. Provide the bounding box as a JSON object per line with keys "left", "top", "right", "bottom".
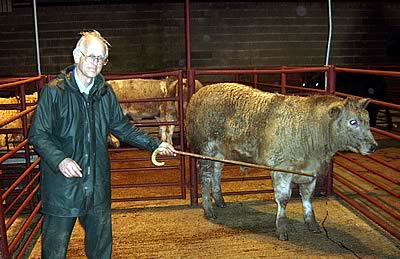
{"left": 58, "top": 158, "right": 82, "bottom": 178}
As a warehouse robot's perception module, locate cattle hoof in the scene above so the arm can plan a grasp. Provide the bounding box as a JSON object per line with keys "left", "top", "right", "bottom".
{"left": 204, "top": 214, "right": 217, "bottom": 220}
{"left": 214, "top": 199, "right": 226, "bottom": 208}
{"left": 204, "top": 209, "right": 217, "bottom": 220}
{"left": 306, "top": 222, "right": 321, "bottom": 233}
{"left": 216, "top": 202, "right": 226, "bottom": 208}
{"left": 212, "top": 193, "right": 225, "bottom": 208}
{"left": 277, "top": 233, "right": 289, "bottom": 241}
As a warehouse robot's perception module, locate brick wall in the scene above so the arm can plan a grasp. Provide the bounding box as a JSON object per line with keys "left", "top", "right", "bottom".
{"left": 0, "top": 1, "right": 399, "bottom": 76}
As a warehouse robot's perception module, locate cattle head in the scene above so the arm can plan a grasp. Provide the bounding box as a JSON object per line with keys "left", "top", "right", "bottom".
{"left": 328, "top": 97, "right": 378, "bottom": 155}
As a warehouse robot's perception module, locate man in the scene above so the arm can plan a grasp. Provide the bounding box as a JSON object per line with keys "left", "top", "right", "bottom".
{"left": 28, "top": 30, "right": 176, "bottom": 259}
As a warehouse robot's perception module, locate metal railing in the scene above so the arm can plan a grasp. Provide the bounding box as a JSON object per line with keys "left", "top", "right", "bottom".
{"left": 0, "top": 76, "right": 44, "bottom": 259}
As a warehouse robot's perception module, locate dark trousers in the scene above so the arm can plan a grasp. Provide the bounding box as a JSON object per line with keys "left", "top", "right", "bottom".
{"left": 41, "top": 208, "right": 112, "bottom": 259}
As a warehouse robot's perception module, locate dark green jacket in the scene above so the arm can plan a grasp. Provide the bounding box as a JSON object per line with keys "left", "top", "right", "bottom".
{"left": 29, "top": 65, "right": 161, "bottom": 217}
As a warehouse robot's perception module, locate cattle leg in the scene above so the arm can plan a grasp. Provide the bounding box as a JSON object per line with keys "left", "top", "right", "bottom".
{"left": 198, "top": 160, "right": 217, "bottom": 219}
{"left": 159, "top": 100, "right": 176, "bottom": 145}
{"left": 272, "top": 172, "right": 292, "bottom": 241}
{"left": 165, "top": 125, "right": 174, "bottom": 145}
{"left": 211, "top": 161, "right": 225, "bottom": 208}
{"left": 299, "top": 179, "right": 321, "bottom": 233}
{"left": 158, "top": 125, "right": 174, "bottom": 144}
{"left": 158, "top": 122, "right": 174, "bottom": 145}
{"left": 159, "top": 125, "right": 167, "bottom": 143}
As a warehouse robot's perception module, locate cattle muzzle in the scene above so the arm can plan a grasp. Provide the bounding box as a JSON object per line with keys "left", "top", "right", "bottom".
{"left": 368, "top": 143, "right": 378, "bottom": 154}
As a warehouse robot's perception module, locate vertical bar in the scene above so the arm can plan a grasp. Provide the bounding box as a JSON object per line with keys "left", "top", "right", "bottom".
{"left": 177, "top": 71, "right": 186, "bottom": 199}
{"left": 235, "top": 74, "right": 240, "bottom": 83}
{"left": 184, "top": 0, "right": 196, "bottom": 206}
{"left": 19, "top": 84, "right": 29, "bottom": 153}
{"left": 185, "top": 0, "right": 192, "bottom": 71}
{"left": 33, "top": 0, "right": 41, "bottom": 75}
{"left": 280, "top": 66, "right": 287, "bottom": 94}
{"left": 20, "top": 84, "right": 36, "bottom": 211}
{"left": 326, "top": 65, "right": 336, "bottom": 94}
{"left": 0, "top": 188, "right": 10, "bottom": 259}
{"left": 187, "top": 71, "right": 195, "bottom": 111}
{"left": 325, "top": 0, "right": 333, "bottom": 66}
{"left": 177, "top": 71, "right": 184, "bottom": 150}
{"left": 253, "top": 73, "right": 258, "bottom": 88}
{"left": 186, "top": 70, "right": 198, "bottom": 206}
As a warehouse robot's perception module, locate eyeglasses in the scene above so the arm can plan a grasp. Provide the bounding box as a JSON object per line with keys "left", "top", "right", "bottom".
{"left": 80, "top": 51, "right": 108, "bottom": 66}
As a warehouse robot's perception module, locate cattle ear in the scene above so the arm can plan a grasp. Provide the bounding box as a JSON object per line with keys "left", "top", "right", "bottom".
{"left": 358, "top": 98, "right": 370, "bottom": 109}
{"left": 328, "top": 103, "right": 344, "bottom": 119}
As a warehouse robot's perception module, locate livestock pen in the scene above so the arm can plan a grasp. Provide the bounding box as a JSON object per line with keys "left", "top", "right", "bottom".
{"left": 0, "top": 76, "right": 42, "bottom": 259}
{"left": 0, "top": 66, "right": 399, "bottom": 258}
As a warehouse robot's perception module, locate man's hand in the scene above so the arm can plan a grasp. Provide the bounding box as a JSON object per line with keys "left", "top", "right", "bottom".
{"left": 58, "top": 158, "right": 82, "bottom": 178}
{"left": 157, "top": 142, "right": 176, "bottom": 156}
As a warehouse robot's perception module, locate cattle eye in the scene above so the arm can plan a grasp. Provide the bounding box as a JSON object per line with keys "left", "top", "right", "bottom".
{"left": 349, "top": 119, "right": 358, "bottom": 127}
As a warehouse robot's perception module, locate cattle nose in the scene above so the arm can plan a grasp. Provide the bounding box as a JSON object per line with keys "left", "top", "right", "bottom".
{"left": 369, "top": 143, "right": 378, "bottom": 153}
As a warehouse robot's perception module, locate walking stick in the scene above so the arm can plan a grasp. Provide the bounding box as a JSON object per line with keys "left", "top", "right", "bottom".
{"left": 151, "top": 148, "right": 313, "bottom": 177}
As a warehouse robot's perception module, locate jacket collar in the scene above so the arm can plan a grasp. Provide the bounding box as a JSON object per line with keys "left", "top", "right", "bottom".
{"left": 58, "top": 64, "right": 108, "bottom": 98}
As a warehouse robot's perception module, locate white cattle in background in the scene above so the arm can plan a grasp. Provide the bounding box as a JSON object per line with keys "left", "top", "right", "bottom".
{"left": 0, "top": 93, "right": 37, "bottom": 149}
{"left": 107, "top": 78, "right": 203, "bottom": 147}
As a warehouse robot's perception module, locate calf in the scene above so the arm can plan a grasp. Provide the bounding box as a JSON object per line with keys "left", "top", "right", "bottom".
{"left": 186, "top": 83, "right": 377, "bottom": 240}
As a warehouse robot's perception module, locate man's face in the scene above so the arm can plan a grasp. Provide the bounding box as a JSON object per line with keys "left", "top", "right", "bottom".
{"left": 75, "top": 38, "right": 107, "bottom": 81}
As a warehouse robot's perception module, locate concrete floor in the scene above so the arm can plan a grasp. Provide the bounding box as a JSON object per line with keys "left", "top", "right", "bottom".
{"left": 28, "top": 196, "right": 399, "bottom": 258}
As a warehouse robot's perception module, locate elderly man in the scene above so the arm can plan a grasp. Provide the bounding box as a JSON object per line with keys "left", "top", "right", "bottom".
{"left": 29, "top": 30, "right": 175, "bottom": 259}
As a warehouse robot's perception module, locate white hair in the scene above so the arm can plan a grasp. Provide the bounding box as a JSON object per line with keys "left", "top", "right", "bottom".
{"left": 72, "top": 30, "right": 111, "bottom": 58}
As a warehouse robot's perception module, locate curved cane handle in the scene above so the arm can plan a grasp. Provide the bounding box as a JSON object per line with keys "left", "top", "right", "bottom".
{"left": 151, "top": 148, "right": 165, "bottom": 166}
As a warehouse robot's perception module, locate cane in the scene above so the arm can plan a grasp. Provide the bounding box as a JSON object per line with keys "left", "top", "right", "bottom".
{"left": 151, "top": 148, "right": 313, "bottom": 177}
